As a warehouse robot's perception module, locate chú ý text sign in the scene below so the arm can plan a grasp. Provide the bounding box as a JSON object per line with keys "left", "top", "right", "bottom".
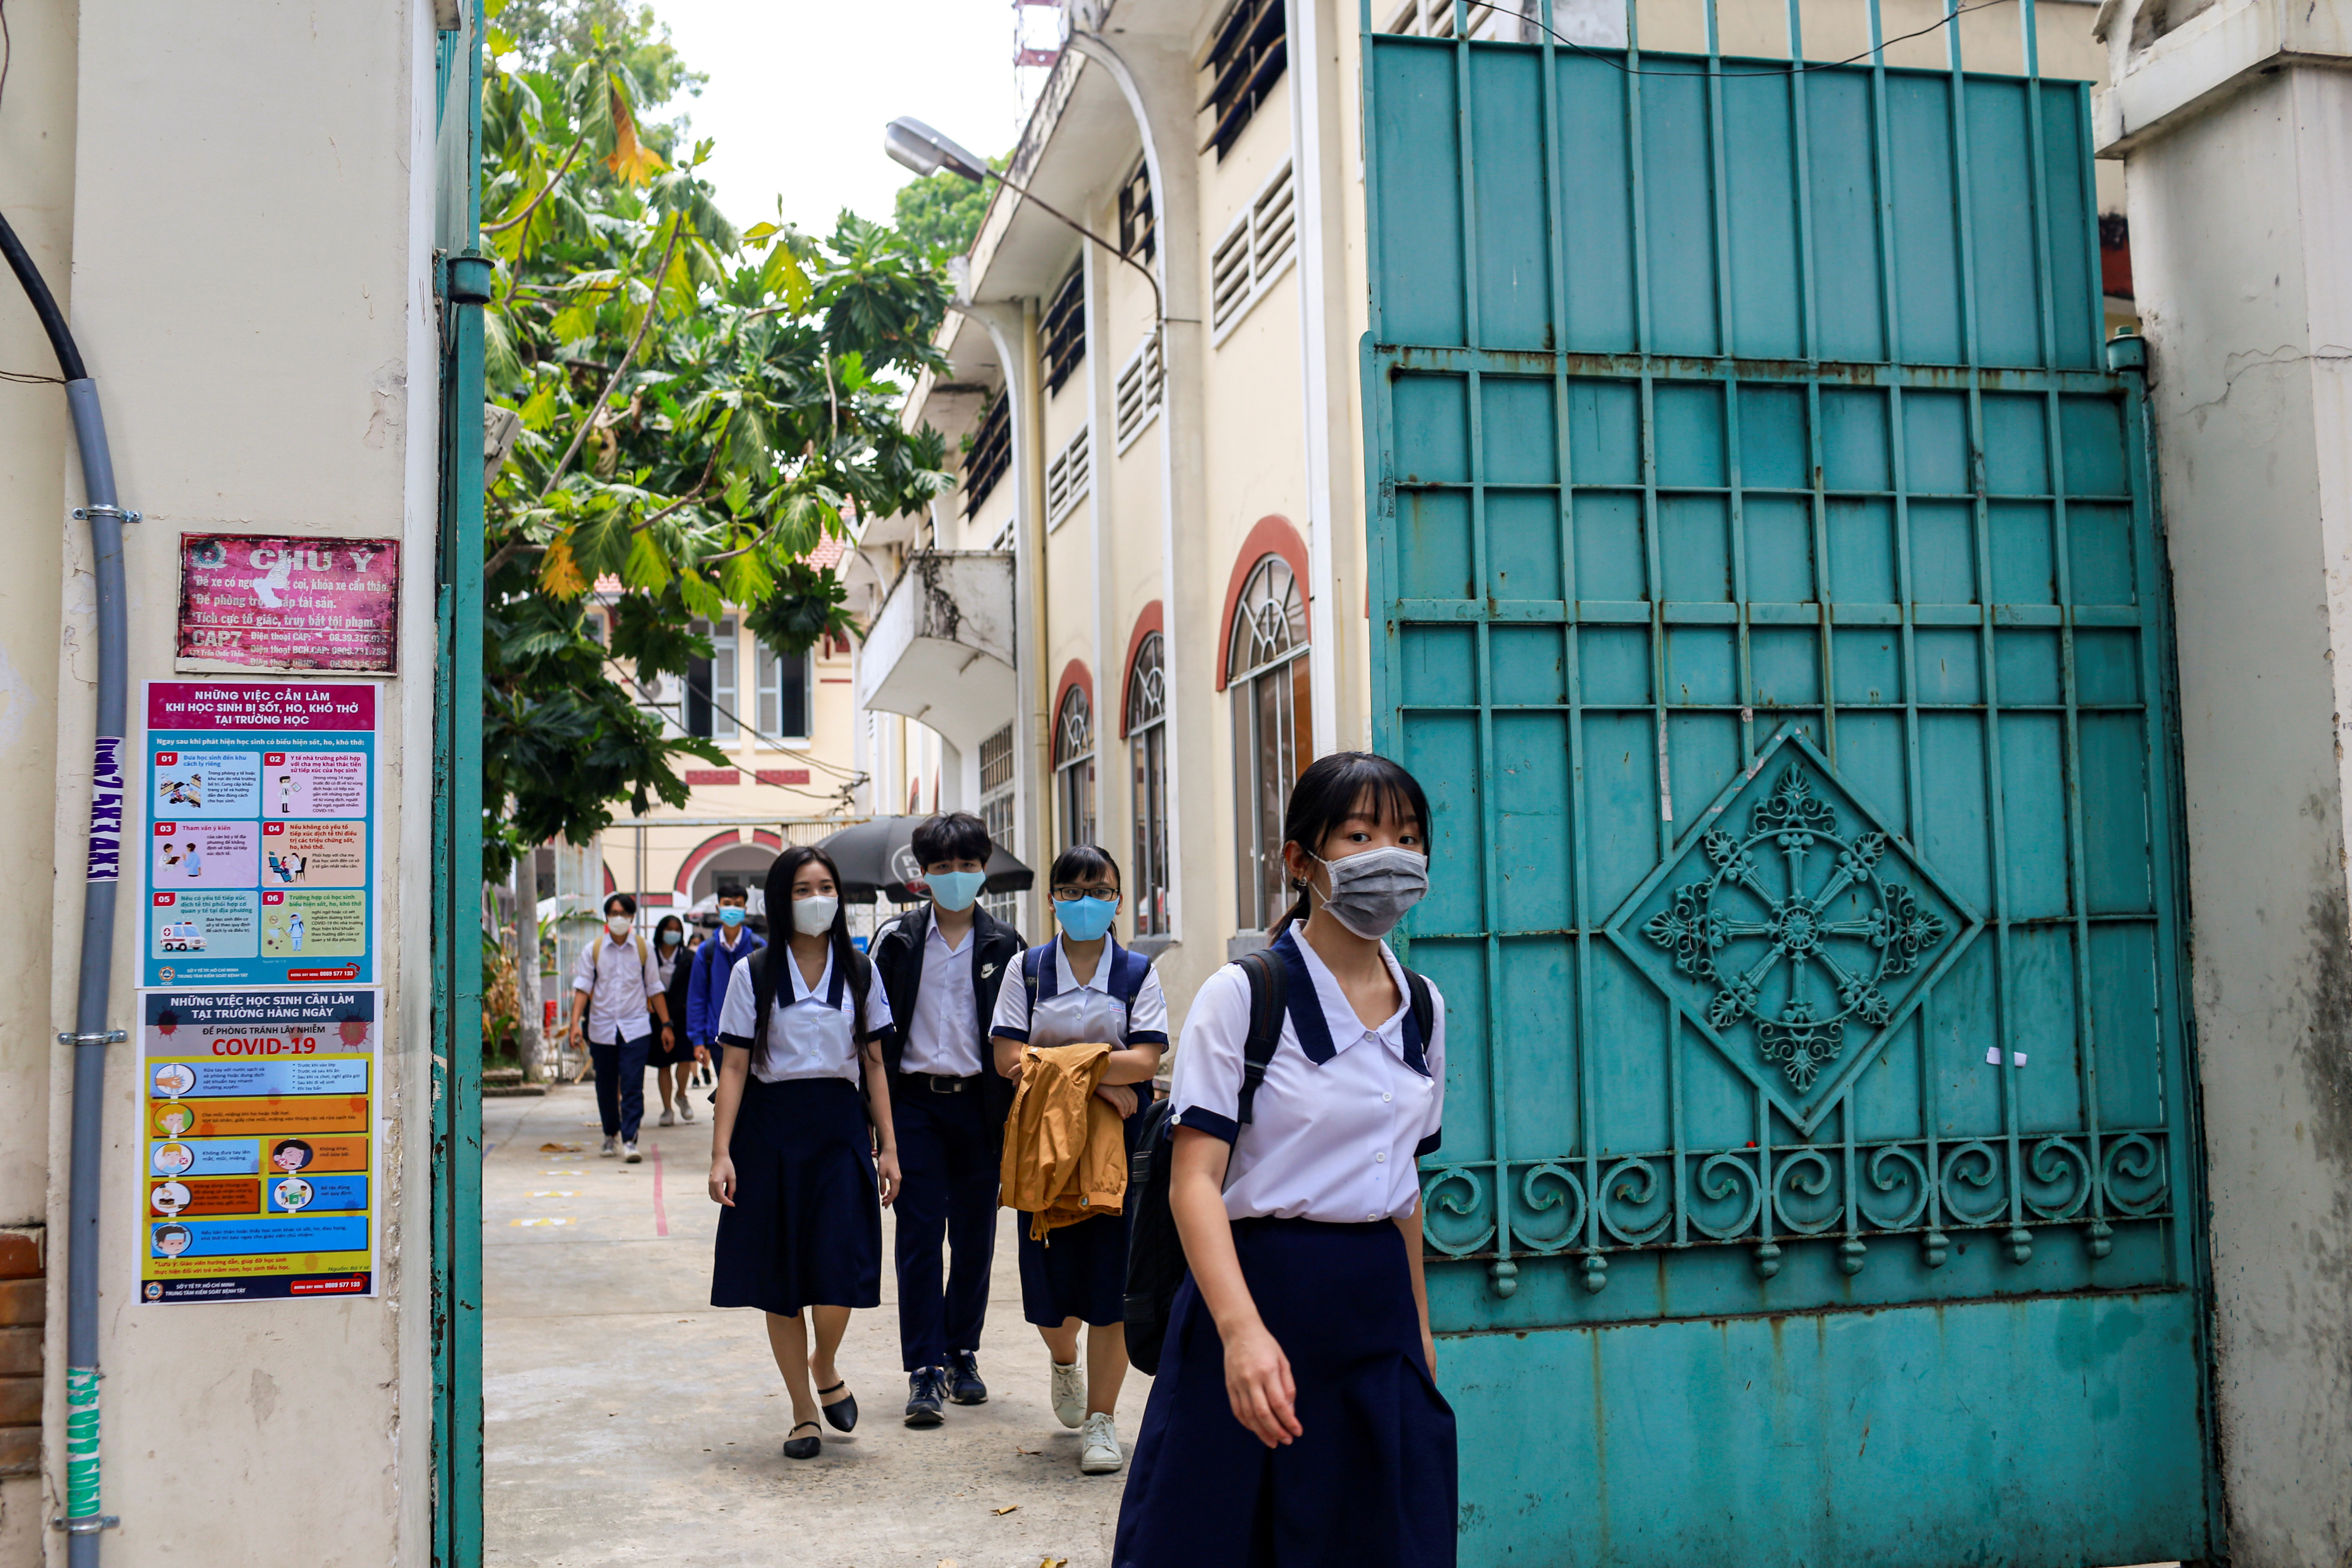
{"left": 139, "top": 987, "right": 378, "bottom": 1303}
{"left": 143, "top": 680, "right": 378, "bottom": 988}
{"left": 176, "top": 532, "right": 399, "bottom": 674}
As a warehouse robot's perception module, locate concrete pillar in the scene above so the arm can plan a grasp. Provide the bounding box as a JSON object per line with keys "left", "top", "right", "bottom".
{"left": 2096, "top": 5, "right": 2352, "bottom": 1563}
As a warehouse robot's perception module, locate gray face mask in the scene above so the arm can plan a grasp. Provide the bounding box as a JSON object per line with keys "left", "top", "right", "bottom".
{"left": 1312, "top": 845, "right": 1429, "bottom": 939}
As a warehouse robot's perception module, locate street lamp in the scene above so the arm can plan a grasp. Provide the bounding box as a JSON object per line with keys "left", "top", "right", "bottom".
{"left": 883, "top": 115, "right": 1164, "bottom": 328}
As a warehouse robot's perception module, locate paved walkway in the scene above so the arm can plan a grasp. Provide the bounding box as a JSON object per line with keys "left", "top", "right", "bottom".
{"left": 484, "top": 1083, "right": 1145, "bottom": 1568}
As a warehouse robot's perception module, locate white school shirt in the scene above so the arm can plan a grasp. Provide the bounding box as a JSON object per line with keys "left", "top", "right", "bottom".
{"left": 899, "top": 917, "right": 982, "bottom": 1076}
{"left": 715, "top": 946, "right": 894, "bottom": 1084}
{"left": 989, "top": 938, "right": 1171, "bottom": 1052}
{"left": 1170, "top": 931, "right": 1445, "bottom": 1224}
{"left": 572, "top": 931, "right": 662, "bottom": 1044}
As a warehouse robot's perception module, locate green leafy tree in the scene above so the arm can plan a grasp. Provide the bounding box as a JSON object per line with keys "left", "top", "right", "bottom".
{"left": 475, "top": 9, "right": 955, "bottom": 881}
{"left": 893, "top": 165, "right": 998, "bottom": 260}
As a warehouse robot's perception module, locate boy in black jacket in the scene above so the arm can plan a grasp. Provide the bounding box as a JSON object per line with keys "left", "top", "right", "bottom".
{"left": 870, "top": 812, "right": 1023, "bottom": 1428}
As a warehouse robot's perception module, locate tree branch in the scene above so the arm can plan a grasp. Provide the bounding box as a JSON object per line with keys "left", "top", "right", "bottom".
{"left": 537, "top": 215, "right": 688, "bottom": 503}
{"left": 481, "top": 135, "right": 586, "bottom": 236}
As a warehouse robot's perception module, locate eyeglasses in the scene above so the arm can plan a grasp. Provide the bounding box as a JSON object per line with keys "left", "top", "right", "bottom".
{"left": 1050, "top": 887, "right": 1121, "bottom": 903}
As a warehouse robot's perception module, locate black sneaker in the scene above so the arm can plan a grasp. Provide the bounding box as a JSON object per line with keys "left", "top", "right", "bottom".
{"left": 903, "top": 1366, "right": 946, "bottom": 1428}
{"left": 947, "top": 1350, "right": 988, "bottom": 1406}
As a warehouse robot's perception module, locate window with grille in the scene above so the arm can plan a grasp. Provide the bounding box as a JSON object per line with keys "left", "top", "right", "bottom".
{"left": 1125, "top": 631, "right": 1170, "bottom": 937}
{"left": 1210, "top": 160, "right": 1298, "bottom": 341}
{"left": 1227, "top": 555, "right": 1312, "bottom": 931}
{"left": 1118, "top": 156, "right": 1157, "bottom": 263}
{"left": 1054, "top": 686, "right": 1097, "bottom": 853}
{"left": 963, "top": 391, "right": 1012, "bottom": 518}
{"left": 1114, "top": 334, "right": 1164, "bottom": 451}
{"left": 1046, "top": 424, "right": 1091, "bottom": 528}
{"left": 1200, "top": 0, "right": 1286, "bottom": 162}
{"left": 978, "top": 723, "right": 1018, "bottom": 926}
{"left": 1043, "top": 264, "right": 1086, "bottom": 395}
{"left": 756, "top": 641, "right": 810, "bottom": 741}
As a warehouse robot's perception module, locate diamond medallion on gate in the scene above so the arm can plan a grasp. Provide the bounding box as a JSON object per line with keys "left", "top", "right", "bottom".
{"left": 1605, "top": 726, "right": 1981, "bottom": 1133}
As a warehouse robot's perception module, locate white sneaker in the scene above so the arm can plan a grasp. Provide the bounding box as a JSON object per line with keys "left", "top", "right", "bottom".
{"left": 600, "top": 1136, "right": 619, "bottom": 1158}
{"left": 678, "top": 1097, "right": 695, "bottom": 1123}
{"left": 658, "top": 1108, "right": 676, "bottom": 1127}
{"left": 1050, "top": 1360, "right": 1085, "bottom": 1430}
{"left": 623, "top": 1142, "right": 642, "bottom": 1163}
{"left": 1079, "top": 1411, "right": 1123, "bottom": 1474}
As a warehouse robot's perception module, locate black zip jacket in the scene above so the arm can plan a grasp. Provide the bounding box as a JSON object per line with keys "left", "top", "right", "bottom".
{"left": 870, "top": 903, "right": 1024, "bottom": 1127}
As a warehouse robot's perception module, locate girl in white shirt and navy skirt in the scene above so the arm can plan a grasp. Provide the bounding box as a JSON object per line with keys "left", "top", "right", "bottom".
{"left": 1114, "top": 752, "right": 1457, "bottom": 1567}
{"left": 708, "top": 846, "right": 901, "bottom": 1461}
{"left": 990, "top": 843, "right": 1169, "bottom": 1476}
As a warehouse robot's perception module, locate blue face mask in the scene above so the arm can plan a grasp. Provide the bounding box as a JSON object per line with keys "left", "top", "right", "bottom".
{"left": 925, "top": 869, "right": 986, "bottom": 912}
{"left": 659, "top": 929, "right": 683, "bottom": 947}
{"left": 719, "top": 906, "right": 746, "bottom": 928}
{"left": 1053, "top": 894, "right": 1120, "bottom": 943}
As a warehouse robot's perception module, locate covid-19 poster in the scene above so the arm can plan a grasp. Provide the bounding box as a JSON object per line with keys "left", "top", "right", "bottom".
{"left": 141, "top": 680, "right": 377, "bottom": 989}
{"left": 138, "top": 987, "right": 377, "bottom": 1303}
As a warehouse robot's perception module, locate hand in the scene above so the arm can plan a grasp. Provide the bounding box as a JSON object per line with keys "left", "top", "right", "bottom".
{"left": 874, "top": 1148, "right": 902, "bottom": 1208}
{"left": 1421, "top": 1328, "right": 1438, "bottom": 1378}
{"left": 1094, "top": 1082, "right": 1139, "bottom": 1118}
{"left": 694, "top": 1045, "right": 710, "bottom": 1065}
{"left": 1003, "top": 1055, "right": 1026, "bottom": 1085}
{"left": 570, "top": 1021, "right": 586, "bottom": 1050}
{"left": 1220, "top": 1319, "right": 1302, "bottom": 1449}
{"left": 708, "top": 1154, "right": 737, "bottom": 1207}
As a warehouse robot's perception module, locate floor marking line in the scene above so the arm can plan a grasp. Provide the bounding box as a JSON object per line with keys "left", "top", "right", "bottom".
{"left": 650, "top": 1140, "right": 669, "bottom": 1237}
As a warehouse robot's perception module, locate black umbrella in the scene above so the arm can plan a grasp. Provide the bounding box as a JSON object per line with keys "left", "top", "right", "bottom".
{"left": 814, "top": 816, "right": 1033, "bottom": 904}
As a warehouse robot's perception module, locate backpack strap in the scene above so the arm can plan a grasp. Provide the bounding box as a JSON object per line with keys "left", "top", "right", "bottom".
{"left": 1108, "top": 943, "right": 1152, "bottom": 1031}
{"left": 750, "top": 949, "right": 777, "bottom": 1057}
{"left": 1401, "top": 967, "right": 1435, "bottom": 1078}
{"left": 1234, "top": 948, "right": 1287, "bottom": 1127}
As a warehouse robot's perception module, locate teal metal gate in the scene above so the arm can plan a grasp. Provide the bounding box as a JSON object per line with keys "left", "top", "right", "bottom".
{"left": 1362, "top": 5, "right": 2213, "bottom": 1563}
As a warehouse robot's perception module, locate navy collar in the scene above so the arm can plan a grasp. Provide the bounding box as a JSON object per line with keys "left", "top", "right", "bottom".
{"left": 1271, "top": 931, "right": 1427, "bottom": 1076}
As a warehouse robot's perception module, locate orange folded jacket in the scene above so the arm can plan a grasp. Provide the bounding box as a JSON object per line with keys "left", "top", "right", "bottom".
{"left": 999, "top": 1041, "right": 1127, "bottom": 1242}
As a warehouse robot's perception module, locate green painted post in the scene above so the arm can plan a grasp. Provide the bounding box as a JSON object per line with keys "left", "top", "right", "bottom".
{"left": 430, "top": 6, "right": 487, "bottom": 1565}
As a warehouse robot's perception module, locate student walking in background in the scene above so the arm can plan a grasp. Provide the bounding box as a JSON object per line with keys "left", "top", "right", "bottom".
{"left": 569, "top": 892, "right": 675, "bottom": 1164}
{"left": 652, "top": 913, "right": 699, "bottom": 1126}
{"left": 689, "top": 887, "right": 763, "bottom": 1091}
{"left": 1113, "top": 753, "right": 1456, "bottom": 1568}
{"left": 992, "top": 845, "right": 1166, "bottom": 1476}
{"left": 708, "top": 847, "right": 900, "bottom": 1461}
{"left": 870, "top": 812, "right": 1023, "bottom": 1428}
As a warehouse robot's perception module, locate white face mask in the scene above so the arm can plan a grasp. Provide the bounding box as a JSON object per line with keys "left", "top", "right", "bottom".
{"left": 606, "top": 915, "right": 633, "bottom": 938}
{"left": 792, "top": 895, "right": 839, "bottom": 936}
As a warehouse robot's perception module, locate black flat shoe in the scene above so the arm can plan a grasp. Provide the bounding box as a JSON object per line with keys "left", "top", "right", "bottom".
{"left": 817, "top": 1381, "right": 858, "bottom": 1432}
{"left": 782, "top": 1421, "right": 822, "bottom": 1460}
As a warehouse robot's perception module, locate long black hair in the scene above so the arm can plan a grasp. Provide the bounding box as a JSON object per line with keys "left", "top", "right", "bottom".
{"left": 1047, "top": 842, "right": 1122, "bottom": 891}
{"left": 1271, "top": 751, "right": 1433, "bottom": 939}
{"left": 760, "top": 845, "right": 866, "bottom": 1072}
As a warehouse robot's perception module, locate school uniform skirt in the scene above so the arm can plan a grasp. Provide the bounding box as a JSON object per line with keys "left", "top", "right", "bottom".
{"left": 710, "top": 1075, "right": 881, "bottom": 1316}
{"left": 1112, "top": 1218, "right": 1458, "bottom": 1568}
{"left": 1016, "top": 1109, "right": 1140, "bottom": 1328}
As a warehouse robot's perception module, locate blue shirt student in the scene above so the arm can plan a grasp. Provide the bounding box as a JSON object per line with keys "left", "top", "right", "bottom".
{"left": 688, "top": 899, "right": 764, "bottom": 1047}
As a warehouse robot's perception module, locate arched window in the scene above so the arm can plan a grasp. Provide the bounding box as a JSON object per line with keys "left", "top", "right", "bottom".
{"left": 1227, "top": 555, "right": 1311, "bottom": 930}
{"left": 1126, "top": 632, "right": 1170, "bottom": 936}
{"left": 1054, "top": 684, "right": 1096, "bottom": 852}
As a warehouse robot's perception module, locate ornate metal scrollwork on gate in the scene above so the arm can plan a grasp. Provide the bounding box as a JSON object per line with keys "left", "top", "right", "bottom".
{"left": 1641, "top": 765, "right": 1949, "bottom": 1092}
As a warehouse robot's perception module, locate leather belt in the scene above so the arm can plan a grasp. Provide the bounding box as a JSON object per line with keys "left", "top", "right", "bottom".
{"left": 903, "top": 1071, "right": 979, "bottom": 1095}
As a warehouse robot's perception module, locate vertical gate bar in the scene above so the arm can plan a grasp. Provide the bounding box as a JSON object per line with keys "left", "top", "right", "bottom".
{"left": 1362, "top": 0, "right": 1384, "bottom": 349}
{"left": 1939, "top": 7, "right": 2029, "bottom": 1246}
{"left": 1806, "top": 381, "right": 1836, "bottom": 764}
{"left": 1756, "top": 1081, "right": 1776, "bottom": 1252}
{"left": 1449, "top": 18, "right": 1515, "bottom": 1280}
{"left": 2019, "top": 0, "right": 2106, "bottom": 1239}
{"left": 1626, "top": 0, "right": 1662, "bottom": 1274}
{"left": 1537, "top": 0, "right": 1604, "bottom": 1259}
{"left": 1842, "top": 1096, "right": 1859, "bottom": 1247}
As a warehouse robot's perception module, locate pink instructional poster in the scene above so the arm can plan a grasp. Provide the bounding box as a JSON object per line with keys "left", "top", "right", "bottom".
{"left": 176, "top": 533, "right": 400, "bottom": 674}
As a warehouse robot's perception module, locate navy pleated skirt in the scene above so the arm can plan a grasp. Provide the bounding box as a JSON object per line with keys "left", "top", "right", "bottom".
{"left": 1015, "top": 1106, "right": 1140, "bottom": 1327}
{"left": 710, "top": 1075, "right": 880, "bottom": 1316}
{"left": 1113, "top": 1218, "right": 1458, "bottom": 1568}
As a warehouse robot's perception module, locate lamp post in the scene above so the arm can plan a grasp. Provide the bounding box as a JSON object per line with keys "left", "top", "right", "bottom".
{"left": 882, "top": 116, "right": 1164, "bottom": 331}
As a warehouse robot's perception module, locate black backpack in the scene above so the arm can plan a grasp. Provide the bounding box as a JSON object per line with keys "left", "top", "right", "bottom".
{"left": 1123, "top": 946, "right": 1433, "bottom": 1375}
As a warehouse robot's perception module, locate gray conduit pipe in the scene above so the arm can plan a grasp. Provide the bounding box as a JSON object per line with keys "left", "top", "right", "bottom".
{"left": 1, "top": 208, "right": 129, "bottom": 1562}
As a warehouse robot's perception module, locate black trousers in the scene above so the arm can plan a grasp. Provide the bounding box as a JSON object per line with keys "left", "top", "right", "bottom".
{"left": 891, "top": 1078, "right": 998, "bottom": 1372}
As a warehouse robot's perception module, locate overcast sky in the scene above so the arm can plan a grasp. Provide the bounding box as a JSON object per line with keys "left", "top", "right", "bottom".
{"left": 644, "top": 0, "right": 1035, "bottom": 235}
